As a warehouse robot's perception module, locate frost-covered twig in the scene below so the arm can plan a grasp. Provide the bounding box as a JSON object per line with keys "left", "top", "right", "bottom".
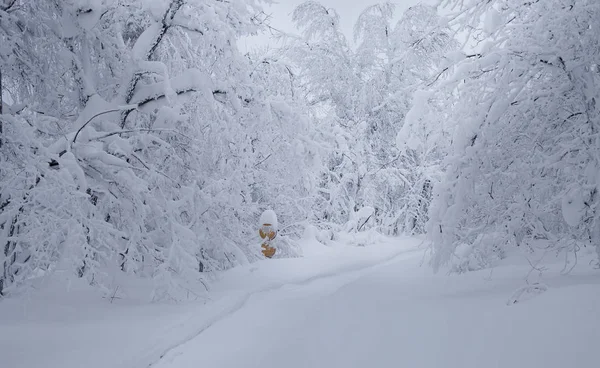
{"left": 93, "top": 128, "right": 185, "bottom": 141}
{"left": 561, "top": 243, "right": 579, "bottom": 275}
{"left": 72, "top": 108, "right": 122, "bottom": 143}
{"left": 130, "top": 153, "right": 178, "bottom": 184}
{"left": 135, "top": 87, "right": 195, "bottom": 108}
{"left": 0, "top": 0, "right": 17, "bottom": 12}
{"left": 357, "top": 214, "right": 372, "bottom": 232}
{"left": 254, "top": 153, "right": 272, "bottom": 168}
{"left": 121, "top": 0, "right": 185, "bottom": 128}
{"left": 525, "top": 255, "right": 547, "bottom": 283}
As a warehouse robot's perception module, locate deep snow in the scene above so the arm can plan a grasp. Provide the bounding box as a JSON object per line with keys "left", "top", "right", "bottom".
{"left": 1, "top": 234, "right": 598, "bottom": 368}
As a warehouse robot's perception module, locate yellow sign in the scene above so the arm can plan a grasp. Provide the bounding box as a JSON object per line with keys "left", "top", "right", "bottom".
{"left": 259, "top": 223, "right": 277, "bottom": 240}
{"left": 261, "top": 243, "right": 276, "bottom": 258}
{"left": 259, "top": 223, "right": 277, "bottom": 258}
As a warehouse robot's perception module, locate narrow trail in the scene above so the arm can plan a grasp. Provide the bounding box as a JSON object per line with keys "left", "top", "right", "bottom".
{"left": 147, "top": 246, "right": 422, "bottom": 367}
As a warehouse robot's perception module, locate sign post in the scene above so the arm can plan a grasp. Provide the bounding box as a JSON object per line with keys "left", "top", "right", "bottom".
{"left": 258, "top": 210, "right": 278, "bottom": 258}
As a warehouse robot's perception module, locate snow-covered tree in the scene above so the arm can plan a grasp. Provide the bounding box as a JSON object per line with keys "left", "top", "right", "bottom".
{"left": 428, "top": 0, "right": 600, "bottom": 272}
{"left": 0, "top": 0, "right": 322, "bottom": 299}
{"left": 288, "top": 2, "right": 456, "bottom": 235}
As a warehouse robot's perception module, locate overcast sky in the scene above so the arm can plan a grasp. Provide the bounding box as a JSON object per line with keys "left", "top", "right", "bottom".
{"left": 241, "top": 0, "right": 435, "bottom": 52}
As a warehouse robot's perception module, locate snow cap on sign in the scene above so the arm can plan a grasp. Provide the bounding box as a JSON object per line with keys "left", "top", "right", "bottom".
{"left": 259, "top": 209, "right": 278, "bottom": 230}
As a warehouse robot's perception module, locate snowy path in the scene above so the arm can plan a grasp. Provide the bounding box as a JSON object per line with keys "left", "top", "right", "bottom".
{"left": 2, "top": 236, "right": 598, "bottom": 368}
{"left": 142, "top": 239, "right": 422, "bottom": 368}
{"left": 0, "top": 236, "right": 419, "bottom": 368}
{"left": 151, "top": 241, "right": 599, "bottom": 368}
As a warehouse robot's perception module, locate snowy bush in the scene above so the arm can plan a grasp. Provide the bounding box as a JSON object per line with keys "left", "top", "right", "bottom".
{"left": 428, "top": 0, "right": 600, "bottom": 272}
{"left": 0, "top": 0, "right": 322, "bottom": 299}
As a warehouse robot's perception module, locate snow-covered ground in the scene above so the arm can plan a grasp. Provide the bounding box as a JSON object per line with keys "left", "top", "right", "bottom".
{"left": 1, "top": 234, "right": 598, "bottom": 368}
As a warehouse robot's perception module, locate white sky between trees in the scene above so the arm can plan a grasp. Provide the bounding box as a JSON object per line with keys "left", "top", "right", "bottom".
{"left": 241, "top": 0, "right": 434, "bottom": 52}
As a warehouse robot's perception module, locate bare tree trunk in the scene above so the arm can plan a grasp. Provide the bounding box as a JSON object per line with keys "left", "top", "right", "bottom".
{"left": 1, "top": 68, "right": 3, "bottom": 149}
{"left": 411, "top": 179, "right": 432, "bottom": 234}
{"left": 0, "top": 73, "right": 7, "bottom": 292}
{"left": 1, "top": 67, "right": 3, "bottom": 114}
{"left": 1, "top": 216, "right": 18, "bottom": 296}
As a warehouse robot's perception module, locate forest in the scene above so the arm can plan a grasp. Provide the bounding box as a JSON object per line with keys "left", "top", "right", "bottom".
{"left": 1, "top": 0, "right": 599, "bottom": 301}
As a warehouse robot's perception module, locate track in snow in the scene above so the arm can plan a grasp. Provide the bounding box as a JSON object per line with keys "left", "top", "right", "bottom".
{"left": 147, "top": 246, "right": 422, "bottom": 367}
